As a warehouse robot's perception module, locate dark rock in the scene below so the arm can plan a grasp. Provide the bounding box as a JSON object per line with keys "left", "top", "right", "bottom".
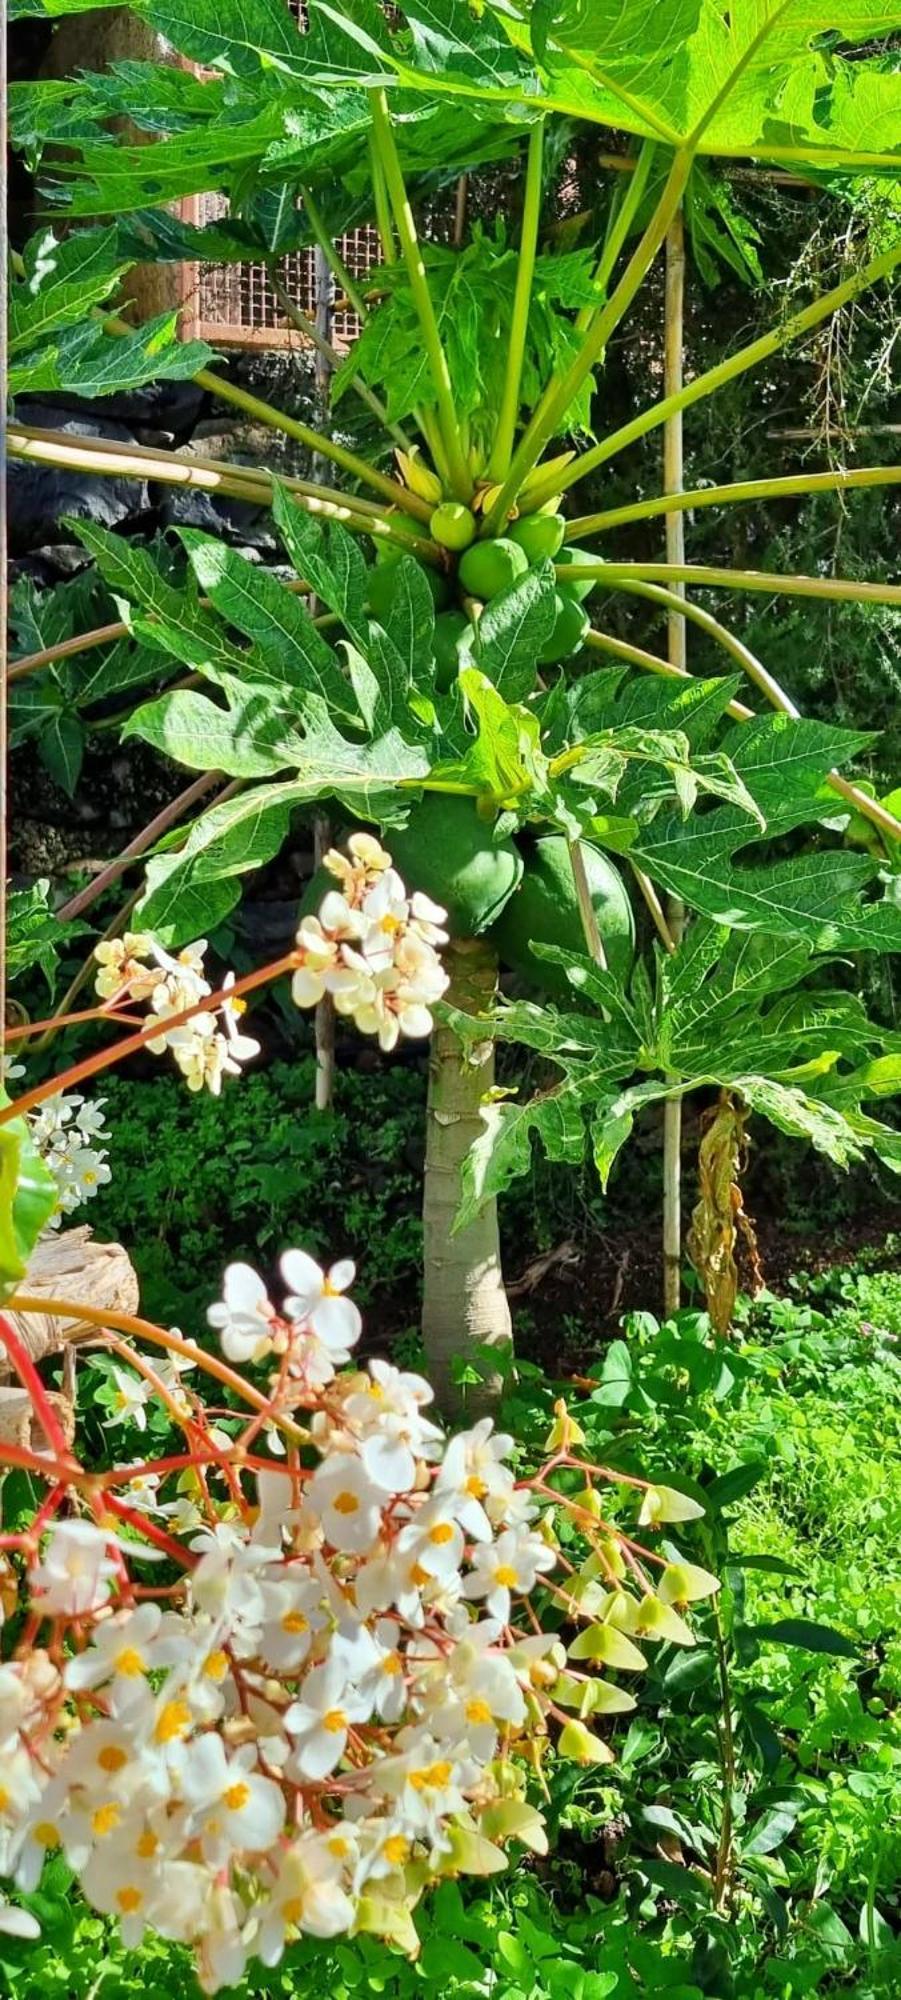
{"left": 16, "top": 379, "right": 205, "bottom": 443}
{"left": 9, "top": 403, "right": 150, "bottom": 553}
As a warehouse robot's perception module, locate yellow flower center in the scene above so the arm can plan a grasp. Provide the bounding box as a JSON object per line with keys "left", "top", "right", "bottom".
{"left": 428, "top": 1522, "right": 455, "bottom": 1546}
{"left": 116, "top": 1887, "right": 143, "bottom": 1915}
{"left": 382, "top": 1834, "right": 409, "bottom": 1866}
{"left": 322, "top": 1278, "right": 342, "bottom": 1298}
{"left": 466, "top": 1475, "right": 488, "bottom": 1499}
{"left": 333, "top": 1491, "right": 360, "bottom": 1516}
{"left": 322, "top": 1708, "right": 347, "bottom": 1734}
{"left": 98, "top": 1744, "right": 128, "bottom": 1774}
{"left": 381, "top": 1652, "right": 402, "bottom": 1677}
{"left": 154, "top": 1697, "right": 191, "bottom": 1744}
{"left": 465, "top": 1698, "right": 493, "bottom": 1725}
{"left": 410, "top": 1760, "right": 452, "bottom": 1793}
{"left": 223, "top": 1782, "right": 251, "bottom": 1813}
{"left": 410, "top": 1562, "right": 431, "bottom": 1587}
{"left": 33, "top": 1822, "right": 60, "bottom": 1850}
{"left": 281, "top": 1610, "right": 309, "bottom": 1634}
{"left": 282, "top": 1896, "right": 305, "bottom": 1926}
{"left": 204, "top": 1650, "right": 229, "bottom": 1681}
{"left": 92, "top": 1803, "right": 121, "bottom": 1837}
{"left": 0, "top": 1788, "right": 10, "bottom": 1813}
{"left": 114, "top": 1647, "right": 145, "bottom": 1678}
{"left": 494, "top": 1564, "right": 518, "bottom": 1589}
{"left": 327, "top": 1835, "right": 349, "bottom": 1857}
{"left": 136, "top": 1831, "right": 159, "bottom": 1859}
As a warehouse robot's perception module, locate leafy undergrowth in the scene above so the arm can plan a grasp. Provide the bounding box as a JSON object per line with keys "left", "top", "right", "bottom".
{"left": 3, "top": 1266, "right": 898, "bottom": 1999}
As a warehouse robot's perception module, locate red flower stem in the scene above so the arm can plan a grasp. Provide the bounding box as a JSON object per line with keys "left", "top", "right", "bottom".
{"left": 102, "top": 1492, "right": 196, "bottom": 1567}
{"left": 0, "top": 950, "right": 299, "bottom": 1128}
{"left": 0, "top": 1439, "right": 80, "bottom": 1481}
{"left": 4, "top": 1006, "right": 145, "bottom": 1043}
{"left": 5, "top": 1297, "right": 311, "bottom": 1446}
{"left": 0, "top": 1314, "right": 76, "bottom": 1460}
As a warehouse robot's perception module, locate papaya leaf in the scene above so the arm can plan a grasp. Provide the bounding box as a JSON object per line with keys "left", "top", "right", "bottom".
{"left": 5, "top": 881, "right": 89, "bottom": 995}
{"left": 475, "top": 562, "right": 557, "bottom": 702}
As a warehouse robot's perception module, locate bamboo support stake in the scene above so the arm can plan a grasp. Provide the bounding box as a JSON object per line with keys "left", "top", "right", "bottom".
{"left": 566, "top": 463, "right": 901, "bottom": 537}
{"left": 312, "top": 245, "right": 337, "bottom": 1115}
{"left": 661, "top": 211, "right": 686, "bottom": 1320}
{"left": 533, "top": 243, "right": 901, "bottom": 507}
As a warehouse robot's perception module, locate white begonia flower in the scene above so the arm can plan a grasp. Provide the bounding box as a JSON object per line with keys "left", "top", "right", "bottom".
{"left": 307, "top": 1454, "right": 384, "bottom": 1555}
{"left": 434, "top": 1418, "right": 516, "bottom": 1537}
{"left": 345, "top": 1360, "right": 443, "bottom": 1495}
{"left": 395, "top": 1496, "right": 468, "bottom": 1581}
{"left": 333, "top": 1616, "right": 407, "bottom": 1724}
{"left": 188, "top": 1529, "right": 270, "bottom": 1639}
{"left": 352, "top": 1819, "right": 417, "bottom": 1891}
{"left": 178, "top": 1737, "right": 285, "bottom": 1868}
{"left": 10, "top": 1778, "right": 72, "bottom": 1892}
{"left": 157, "top": 1493, "right": 205, "bottom": 1536}
{"left": 408, "top": 891, "right": 449, "bottom": 947}
{"left": 196, "top": 1882, "right": 252, "bottom": 1997}
{"left": 64, "top": 1603, "right": 168, "bottom": 1694}
{"left": 0, "top": 1898, "right": 40, "bottom": 1941}
{"left": 254, "top": 1574, "right": 326, "bottom": 1673}
{"left": 0, "top": 1745, "right": 44, "bottom": 1830}
{"left": 78, "top": 1809, "right": 176, "bottom": 1948}
{"left": 463, "top": 1527, "right": 557, "bottom": 1625}
{"left": 207, "top": 1263, "right": 277, "bottom": 1364}
{"left": 74, "top": 1096, "right": 108, "bottom": 1139}
{"left": 281, "top": 1250, "right": 362, "bottom": 1355}
{"left": 93, "top": 934, "right": 157, "bottom": 1002}
{"left": 106, "top": 1364, "right": 154, "bottom": 1433}
{"left": 375, "top": 1730, "right": 478, "bottom": 1839}
{"left": 219, "top": 973, "right": 261, "bottom": 1070}
{"left": 256, "top": 1837, "right": 355, "bottom": 1963}
{"left": 29, "top": 1521, "right": 120, "bottom": 1619}
{"left": 168, "top": 1015, "right": 239, "bottom": 1096}
{"left": 284, "top": 1658, "right": 371, "bottom": 1781}
{"left": 420, "top": 1628, "right": 526, "bottom": 1757}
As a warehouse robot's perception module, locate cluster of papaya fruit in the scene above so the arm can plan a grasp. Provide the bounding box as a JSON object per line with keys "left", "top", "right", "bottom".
{"left": 359, "top": 465, "right": 633, "bottom": 979}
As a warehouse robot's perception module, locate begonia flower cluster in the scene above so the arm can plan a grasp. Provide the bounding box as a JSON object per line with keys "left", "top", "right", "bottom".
{"left": 94, "top": 933, "right": 259, "bottom": 1095}
{"left": 0, "top": 1253, "right": 717, "bottom": 1989}
{"left": 292, "top": 833, "right": 450, "bottom": 1051}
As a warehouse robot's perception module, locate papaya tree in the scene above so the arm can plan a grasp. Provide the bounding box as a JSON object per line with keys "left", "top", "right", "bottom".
{"left": 7, "top": 0, "right": 901, "bottom": 1400}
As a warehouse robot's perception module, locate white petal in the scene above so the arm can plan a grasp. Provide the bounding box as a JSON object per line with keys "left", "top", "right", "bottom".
{"left": 284, "top": 1240, "right": 326, "bottom": 1304}
{"left": 329, "top": 1259, "right": 355, "bottom": 1294}
{"left": 312, "top": 1294, "right": 362, "bottom": 1351}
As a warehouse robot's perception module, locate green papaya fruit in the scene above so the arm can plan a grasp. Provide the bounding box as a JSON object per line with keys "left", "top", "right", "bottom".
{"left": 537, "top": 591, "right": 590, "bottom": 665}
{"left": 493, "top": 836, "right": 634, "bottom": 998}
{"left": 508, "top": 512, "right": 566, "bottom": 562}
{"left": 555, "top": 547, "right": 603, "bottom": 602}
{"left": 458, "top": 537, "right": 530, "bottom": 601}
{"left": 430, "top": 502, "right": 477, "bottom": 551}
{"left": 387, "top": 795, "right": 523, "bottom": 936}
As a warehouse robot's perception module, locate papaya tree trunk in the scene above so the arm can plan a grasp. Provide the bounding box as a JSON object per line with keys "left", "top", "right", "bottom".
{"left": 422, "top": 939, "right": 511, "bottom": 1417}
